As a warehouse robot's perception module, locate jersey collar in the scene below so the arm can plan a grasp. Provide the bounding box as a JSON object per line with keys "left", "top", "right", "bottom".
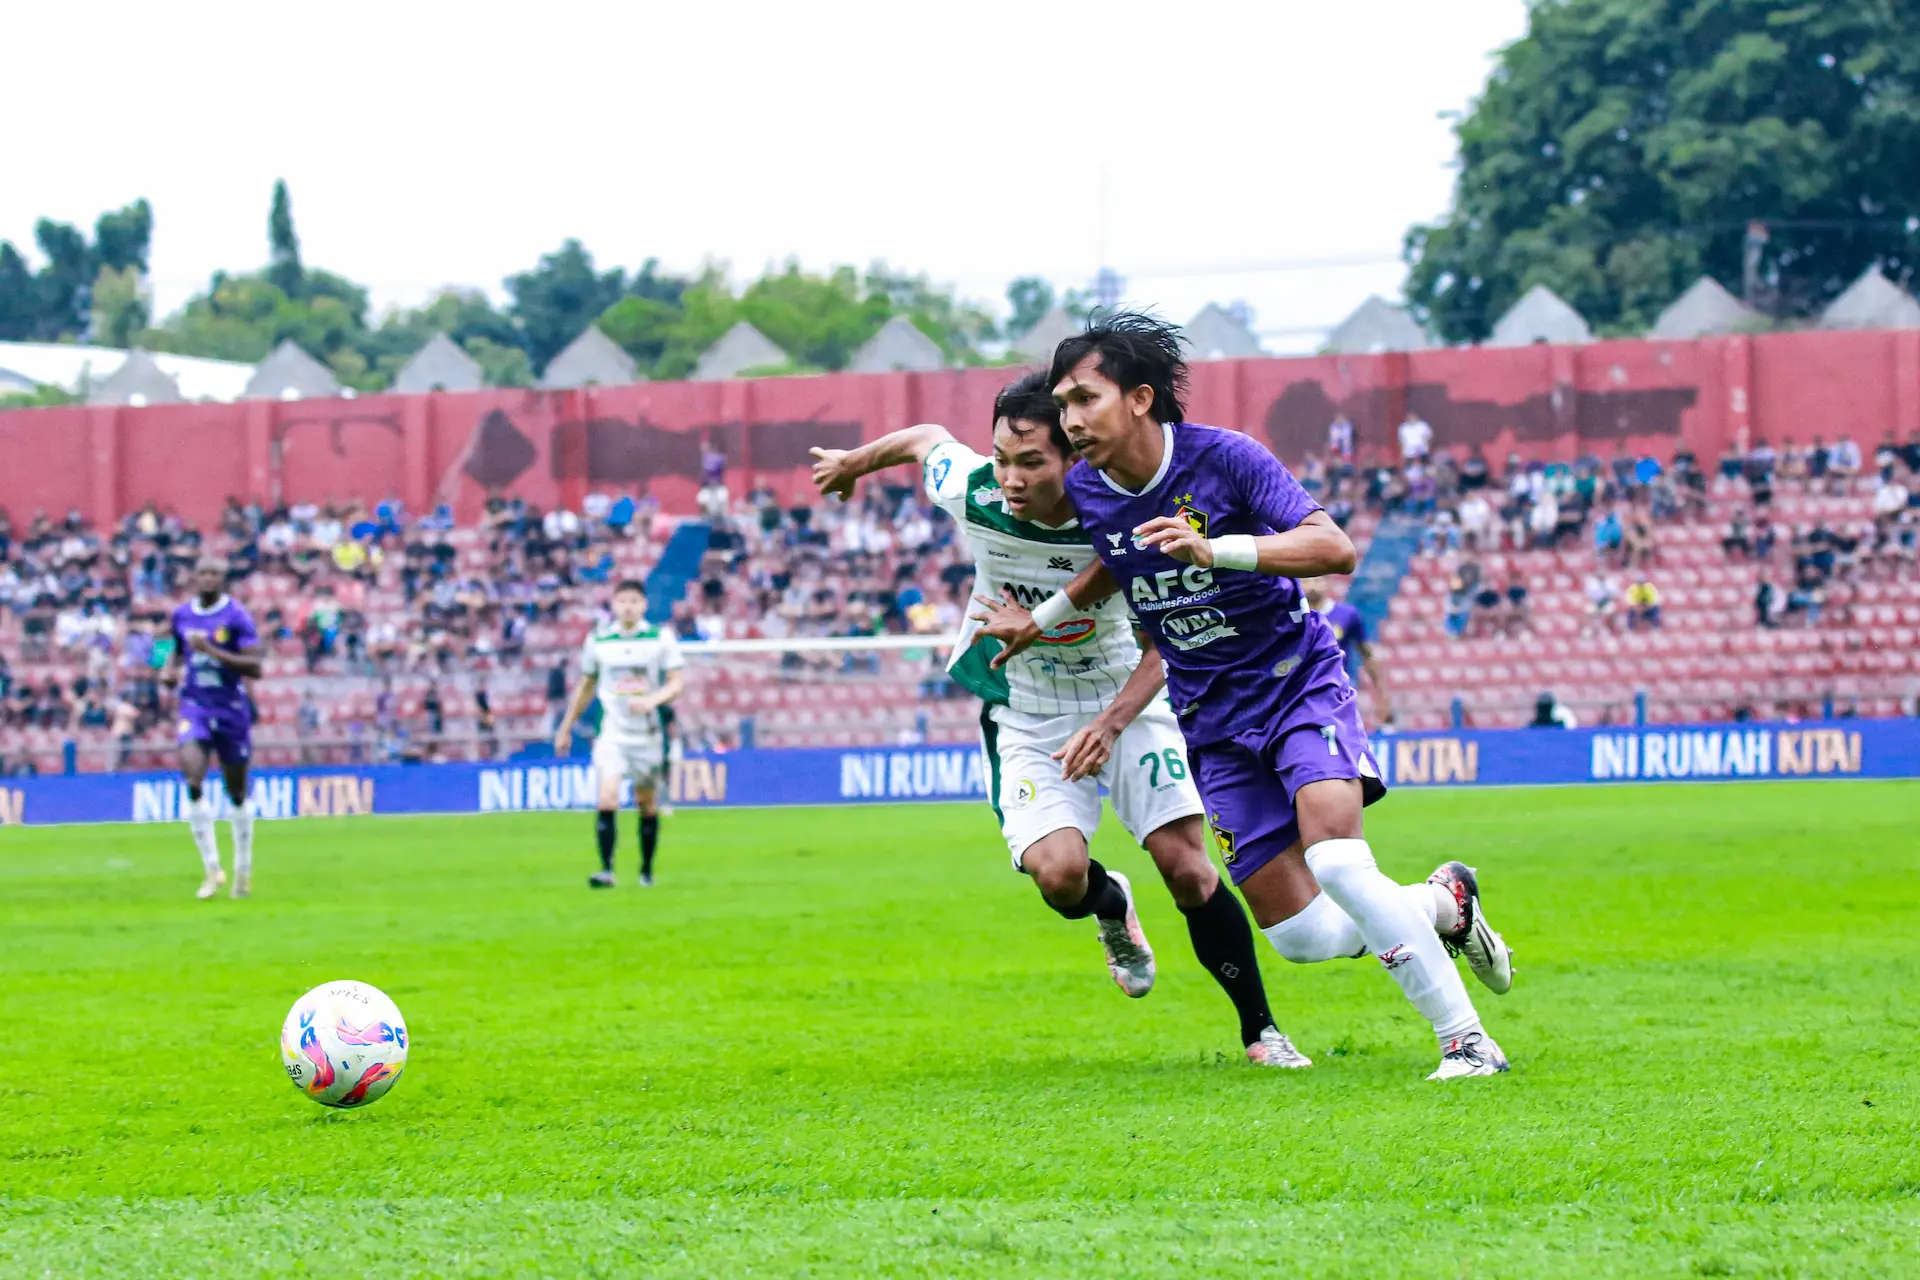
{"left": 188, "top": 595, "right": 231, "bottom": 616}
{"left": 1096, "top": 422, "right": 1176, "bottom": 498}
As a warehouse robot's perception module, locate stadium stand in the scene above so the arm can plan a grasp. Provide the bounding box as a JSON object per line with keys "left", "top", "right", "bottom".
{"left": 1, "top": 424, "right": 1914, "bottom": 775}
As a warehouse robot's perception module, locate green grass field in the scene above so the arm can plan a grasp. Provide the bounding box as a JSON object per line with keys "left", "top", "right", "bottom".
{"left": 2, "top": 782, "right": 1916, "bottom": 1278}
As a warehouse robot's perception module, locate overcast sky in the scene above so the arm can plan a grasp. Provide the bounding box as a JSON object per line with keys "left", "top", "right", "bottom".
{"left": 4, "top": 0, "right": 1528, "bottom": 353}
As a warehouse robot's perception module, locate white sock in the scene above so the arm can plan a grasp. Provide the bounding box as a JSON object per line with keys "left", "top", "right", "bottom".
{"left": 1305, "top": 838, "right": 1480, "bottom": 1044}
{"left": 188, "top": 795, "right": 221, "bottom": 876}
{"left": 1261, "top": 883, "right": 1449, "bottom": 964}
{"left": 230, "top": 801, "right": 255, "bottom": 881}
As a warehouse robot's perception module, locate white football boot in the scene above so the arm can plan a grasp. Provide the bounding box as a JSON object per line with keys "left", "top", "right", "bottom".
{"left": 1096, "top": 870, "right": 1156, "bottom": 998}
{"left": 1428, "top": 861, "right": 1514, "bottom": 995}
{"left": 196, "top": 867, "right": 226, "bottom": 900}
{"left": 1428, "top": 1030, "right": 1510, "bottom": 1080}
{"left": 1245, "top": 1026, "right": 1313, "bottom": 1068}
{"left": 230, "top": 871, "right": 251, "bottom": 899}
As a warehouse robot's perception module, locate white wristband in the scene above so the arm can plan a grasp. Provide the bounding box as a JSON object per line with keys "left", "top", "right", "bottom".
{"left": 1030, "top": 591, "right": 1076, "bottom": 631}
{"left": 1208, "top": 535, "right": 1259, "bottom": 572}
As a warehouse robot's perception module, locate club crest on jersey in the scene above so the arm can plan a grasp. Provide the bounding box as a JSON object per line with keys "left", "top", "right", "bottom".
{"left": 972, "top": 483, "right": 1006, "bottom": 509}
{"left": 1209, "top": 816, "right": 1238, "bottom": 864}
{"left": 1174, "top": 493, "right": 1209, "bottom": 537}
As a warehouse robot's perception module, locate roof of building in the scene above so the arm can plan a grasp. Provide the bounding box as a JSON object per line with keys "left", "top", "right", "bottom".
{"left": 241, "top": 340, "right": 341, "bottom": 400}
{"left": 1651, "top": 276, "right": 1766, "bottom": 339}
{"left": 86, "top": 349, "right": 183, "bottom": 406}
{"left": 1323, "top": 295, "right": 1431, "bottom": 354}
{"left": 691, "top": 321, "right": 789, "bottom": 381}
{"left": 0, "top": 341, "right": 254, "bottom": 401}
{"left": 1819, "top": 265, "right": 1920, "bottom": 331}
{"left": 539, "top": 325, "right": 641, "bottom": 388}
{"left": 392, "top": 332, "right": 486, "bottom": 394}
{"left": 1010, "top": 307, "right": 1081, "bottom": 364}
{"left": 1182, "top": 303, "right": 1264, "bottom": 360}
{"left": 847, "top": 316, "right": 945, "bottom": 373}
{"left": 1487, "top": 284, "right": 1594, "bottom": 347}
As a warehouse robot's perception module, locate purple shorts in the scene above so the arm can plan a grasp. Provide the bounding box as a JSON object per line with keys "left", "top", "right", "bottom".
{"left": 1188, "top": 665, "right": 1384, "bottom": 886}
{"left": 177, "top": 701, "right": 253, "bottom": 766}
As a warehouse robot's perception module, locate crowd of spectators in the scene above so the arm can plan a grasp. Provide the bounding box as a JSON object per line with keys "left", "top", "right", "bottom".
{"left": 1309, "top": 415, "right": 1920, "bottom": 642}
{"left": 6, "top": 419, "right": 1920, "bottom": 771}
{"left": 0, "top": 489, "right": 670, "bottom": 771}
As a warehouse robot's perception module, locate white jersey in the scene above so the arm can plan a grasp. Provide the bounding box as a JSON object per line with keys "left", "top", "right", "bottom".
{"left": 924, "top": 440, "right": 1143, "bottom": 715}
{"left": 581, "top": 621, "right": 683, "bottom": 742}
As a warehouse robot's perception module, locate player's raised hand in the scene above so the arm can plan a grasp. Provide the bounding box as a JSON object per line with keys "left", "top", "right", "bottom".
{"left": 1132, "top": 516, "right": 1213, "bottom": 567}
{"left": 969, "top": 591, "right": 1041, "bottom": 669}
{"left": 553, "top": 726, "right": 573, "bottom": 756}
{"left": 1053, "top": 720, "right": 1119, "bottom": 782}
{"left": 809, "top": 447, "right": 857, "bottom": 500}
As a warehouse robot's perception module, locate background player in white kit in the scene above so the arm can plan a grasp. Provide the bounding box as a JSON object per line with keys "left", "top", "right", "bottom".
{"left": 553, "top": 579, "right": 684, "bottom": 888}
{"left": 812, "top": 373, "right": 1310, "bottom": 1066}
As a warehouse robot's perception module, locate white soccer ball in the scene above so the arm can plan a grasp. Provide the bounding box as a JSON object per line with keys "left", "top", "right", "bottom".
{"left": 280, "top": 980, "right": 410, "bottom": 1109}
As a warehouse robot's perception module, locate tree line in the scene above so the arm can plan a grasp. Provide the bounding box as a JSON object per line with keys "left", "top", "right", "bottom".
{"left": 0, "top": 180, "right": 1085, "bottom": 397}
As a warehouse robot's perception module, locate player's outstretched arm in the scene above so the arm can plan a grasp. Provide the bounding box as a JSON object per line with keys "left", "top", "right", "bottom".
{"left": 553, "top": 675, "right": 597, "bottom": 756}
{"left": 1054, "top": 635, "right": 1167, "bottom": 782}
{"left": 809, "top": 423, "right": 954, "bottom": 499}
{"left": 1133, "top": 510, "right": 1357, "bottom": 577}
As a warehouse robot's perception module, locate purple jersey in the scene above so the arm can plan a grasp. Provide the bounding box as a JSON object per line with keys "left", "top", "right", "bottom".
{"left": 1064, "top": 423, "right": 1347, "bottom": 747}
{"left": 171, "top": 596, "right": 259, "bottom": 713}
{"left": 1319, "top": 599, "right": 1368, "bottom": 677}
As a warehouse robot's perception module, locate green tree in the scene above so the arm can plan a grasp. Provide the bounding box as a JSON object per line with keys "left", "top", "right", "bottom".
{"left": 93, "top": 198, "right": 153, "bottom": 274}
{"left": 90, "top": 265, "right": 150, "bottom": 349}
{"left": 267, "top": 180, "right": 303, "bottom": 298}
{"left": 1005, "top": 276, "right": 1055, "bottom": 338}
{"left": 506, "top": 240, "right": 628, "bottom": 373}
{"left": 740, "top": 263, "right": 890, "bottom": 370}
{"left": 1404, "top": 0, "right": 1920, "bottom": 340}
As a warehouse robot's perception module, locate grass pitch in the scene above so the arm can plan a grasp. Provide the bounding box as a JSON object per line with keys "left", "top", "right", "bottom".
{"left": 1, "top": 782, "right": 1916, "bottom": 1277}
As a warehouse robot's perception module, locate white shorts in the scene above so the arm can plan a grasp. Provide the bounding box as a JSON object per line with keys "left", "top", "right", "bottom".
{"left": 979, "top": 700, "right": 1205, "bottom": 870}
{"left": 593, "top": 732, "right": 668, "bottom": 790}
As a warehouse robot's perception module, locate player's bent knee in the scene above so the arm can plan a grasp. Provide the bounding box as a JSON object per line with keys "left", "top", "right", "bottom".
{"left": 1020, "top": 830, "right": 1091, "bottom": 904}
{"left": 1142, "top": 826, "right": 1217, "bottom": 907}
{"left": 1293, "top": 777, "right": 1365, "bottom": 846}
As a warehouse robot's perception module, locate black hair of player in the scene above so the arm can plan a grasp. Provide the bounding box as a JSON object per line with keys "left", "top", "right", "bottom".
{"left": 613, "top": 579, "right": 647, "bottom": 596}
{"left": 1046, "top": 310, "right": 1189, "bottom": 426}
{"left": 992, "top": 370, "right": 1072, "bottom": 458}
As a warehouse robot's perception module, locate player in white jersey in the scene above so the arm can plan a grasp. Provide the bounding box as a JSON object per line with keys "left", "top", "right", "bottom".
{"left": 554, "top": 579, "right": 684, "bottom": 888}
{"left": 810, "top": 373, "right": 1309, "bottom": 1065}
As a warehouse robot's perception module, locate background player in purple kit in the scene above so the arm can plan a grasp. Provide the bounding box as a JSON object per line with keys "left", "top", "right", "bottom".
{"left": 165, "top": 556, "right": 263, "bottom": 899}
{"left": 1301, "top": 578, "right": 1392, "bottom": 728}
{"left": 1008, "top": 313, "right": 1513, "bottom": 1079}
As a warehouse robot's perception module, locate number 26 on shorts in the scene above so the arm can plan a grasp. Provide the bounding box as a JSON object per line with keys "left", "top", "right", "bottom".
{"left": 1138, "top": 748, "right": 1188, "bottom": 788}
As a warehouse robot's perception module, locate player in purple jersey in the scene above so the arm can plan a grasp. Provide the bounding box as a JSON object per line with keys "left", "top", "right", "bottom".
{"left": 1301, "top": 579, "right": 1392, "bottom": 727}
{"left": 165, "top": 557, "right": 263, "bottom": 900}
{"left": 997, "top": 314, "right": 1512, "bottom": 1079}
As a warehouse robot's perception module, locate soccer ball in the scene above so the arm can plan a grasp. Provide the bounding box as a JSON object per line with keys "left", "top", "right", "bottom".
{"left": 280, "top": 980, "right": 410, "bottom": 1109}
